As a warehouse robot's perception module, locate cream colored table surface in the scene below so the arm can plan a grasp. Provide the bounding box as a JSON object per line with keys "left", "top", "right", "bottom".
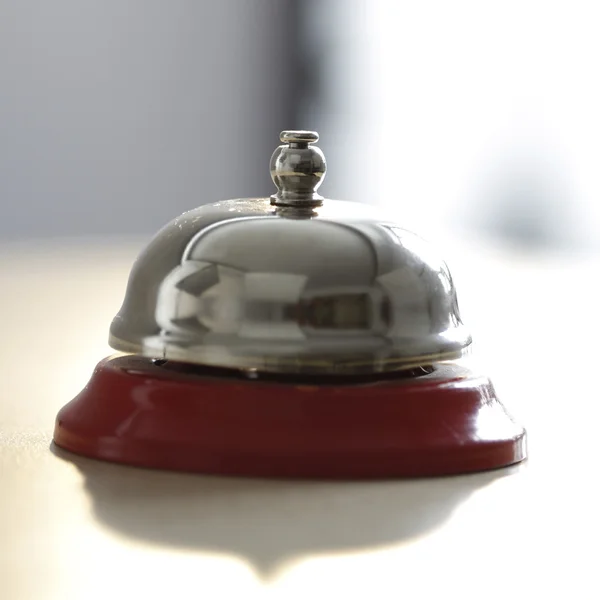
{"left": 1, "top": 237, "right": 598, "bottom": 599}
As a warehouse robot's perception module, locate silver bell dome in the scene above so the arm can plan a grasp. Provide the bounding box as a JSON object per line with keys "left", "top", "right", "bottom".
{"left": 109, "top": 131, "right": 471, "bottom": 374}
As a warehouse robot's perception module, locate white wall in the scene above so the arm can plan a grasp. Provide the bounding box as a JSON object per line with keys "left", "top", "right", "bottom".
{"left": 305, "top": 0, "right": 600, "bottom": 251}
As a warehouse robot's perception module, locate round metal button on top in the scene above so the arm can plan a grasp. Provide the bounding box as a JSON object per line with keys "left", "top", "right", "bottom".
{"left": 270, "top": 130, "right": 326, "bottom": 208}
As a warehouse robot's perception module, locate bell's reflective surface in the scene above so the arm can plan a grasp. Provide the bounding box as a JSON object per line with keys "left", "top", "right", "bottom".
{"left": 109, "top": 131, "right": 471, "bottom": 374}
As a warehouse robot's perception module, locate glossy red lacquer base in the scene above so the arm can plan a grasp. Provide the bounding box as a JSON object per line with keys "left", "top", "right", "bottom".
{"left": 54, "top": 355, "right": 526, "bottom": 478}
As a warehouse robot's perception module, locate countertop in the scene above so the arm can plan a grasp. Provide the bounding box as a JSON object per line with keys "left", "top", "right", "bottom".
{"left": 1, "top": 236, "right": 598, "bottom": 599}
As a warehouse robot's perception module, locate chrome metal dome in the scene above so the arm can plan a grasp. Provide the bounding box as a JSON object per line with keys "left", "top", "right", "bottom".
{"left": 109, "top": 131, "right": 470, "bottom": 374}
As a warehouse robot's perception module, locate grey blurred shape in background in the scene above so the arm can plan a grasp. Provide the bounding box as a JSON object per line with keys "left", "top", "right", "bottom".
{"left": 0, "top": 1, "right": 305, "bottom": 238}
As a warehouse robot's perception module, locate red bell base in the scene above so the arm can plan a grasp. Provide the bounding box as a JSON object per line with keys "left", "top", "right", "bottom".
{"left": 54, "top": 355, "right": 526, "bottom": 479}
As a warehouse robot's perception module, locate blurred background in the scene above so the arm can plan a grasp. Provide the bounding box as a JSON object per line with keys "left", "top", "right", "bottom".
{"left": 2, "top": 0, "right": 598, "bottom": 250}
